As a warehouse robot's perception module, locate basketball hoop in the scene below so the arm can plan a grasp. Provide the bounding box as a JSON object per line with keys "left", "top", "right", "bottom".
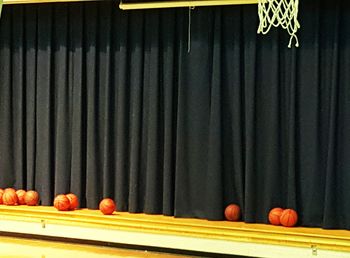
{"left": 257, "top": 0, "right": 300, "bottom": 48}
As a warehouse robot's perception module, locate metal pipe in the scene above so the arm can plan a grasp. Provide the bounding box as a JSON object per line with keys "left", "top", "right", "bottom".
{"left": 119, "top": 0, "right": 258, "bottom": 10}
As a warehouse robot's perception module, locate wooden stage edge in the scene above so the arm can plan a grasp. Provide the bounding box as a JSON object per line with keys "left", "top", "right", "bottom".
{"left": 0, "top": 206, "right": 349, "bottom": 258}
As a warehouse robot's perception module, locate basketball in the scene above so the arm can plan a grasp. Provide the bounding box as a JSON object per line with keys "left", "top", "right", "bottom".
{"left": 268, "top": 207, "right": 284, "bottom": 225}
{"left": 25, "top": 190, "right": 40, "bottom": 206}
{"left": 3, "top": 189, "right": 18, "bottom": 205}
{"left": 54, "top": 194, "right": 71, "bottom": 211}
{"left": 99, "top": 198, "right": 116, "bottom": 215}
{"left": 4, "top": 188, "right": 16, "bottom": 193}
{"left": 66, "top": 193, "right": 79, "bottom": 210}
{"left": 224, "top": 204, "right": 241, "bottom": 221}
{"left": 0, "top": 188, "right": 4, "bottom": 204}
{"left": 16, "top": 189, "right": 27, "bottom": 205}
{"left": 280, "top": 209, "right": 298, "bottom": 227}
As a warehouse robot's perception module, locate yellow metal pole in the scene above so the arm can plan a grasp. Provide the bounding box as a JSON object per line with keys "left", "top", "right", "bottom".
{"left": 1, "top": 0, "right": 258, "bottom": 7}
{"left": 2, "top": 0, "right": 97, "bottom": 4}
{"left": 119, "top": 0, "right": 259, "bottom": 10}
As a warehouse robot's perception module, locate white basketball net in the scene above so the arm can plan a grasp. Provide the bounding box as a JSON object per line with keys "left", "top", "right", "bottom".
{"left": 257, "top": 0, "right": 300, "bottom": 48}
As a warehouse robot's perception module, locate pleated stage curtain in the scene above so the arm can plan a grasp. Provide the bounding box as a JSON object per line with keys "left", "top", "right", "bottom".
{"left": 0, "top": 0, "right": 349, "bottom": 229}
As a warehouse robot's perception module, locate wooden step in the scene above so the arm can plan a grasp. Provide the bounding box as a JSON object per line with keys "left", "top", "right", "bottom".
{"left": 0, "top": 205, "right": 349, "bottom": 257}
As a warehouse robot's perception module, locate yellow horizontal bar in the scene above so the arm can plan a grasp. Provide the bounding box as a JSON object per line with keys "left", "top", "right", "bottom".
{"left": 119, "top": 0, "right": 259, "bottom": 10}
{"left": 0, "top": 0, "right": 258, "bottom": 7}
{"left": 2, "top": 0, "right": 97, "bottom": 4}
{"left": 1, "top": 206, "right": 350, "bottom": 253}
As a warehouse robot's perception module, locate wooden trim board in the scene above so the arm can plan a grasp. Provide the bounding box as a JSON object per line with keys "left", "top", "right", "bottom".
{"left": 0, "top": 206, "right": 349, "bottom": 257}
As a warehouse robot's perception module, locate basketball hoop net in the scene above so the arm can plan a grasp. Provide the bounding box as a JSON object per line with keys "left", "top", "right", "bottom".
{"left": 257, "top": 0, "right": 300, "bottom": 48}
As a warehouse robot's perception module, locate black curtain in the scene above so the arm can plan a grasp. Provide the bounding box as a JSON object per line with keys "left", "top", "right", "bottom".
{"left": 0, "top": 0, "right": 349, "bottom": 229}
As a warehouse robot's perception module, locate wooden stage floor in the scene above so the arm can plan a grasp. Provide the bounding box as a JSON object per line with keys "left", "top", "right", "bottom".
{"left": 0, "top": 206, "right": 349, "bottom": 257}
{"left": 0, "top": 235, "right": 192, "bottom": 258}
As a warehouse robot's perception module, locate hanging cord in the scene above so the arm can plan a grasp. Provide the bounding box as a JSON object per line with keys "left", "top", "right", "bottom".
{"left": 257, "top": 0, "right": 300, "bottom": 48}
{"left": 187, "top": 6, "right": 194, "bottom": 53}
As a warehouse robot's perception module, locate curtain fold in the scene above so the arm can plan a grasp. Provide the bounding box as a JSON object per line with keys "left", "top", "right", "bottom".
{"left": 0, "top": 0, "right": 349, "bottom": 229}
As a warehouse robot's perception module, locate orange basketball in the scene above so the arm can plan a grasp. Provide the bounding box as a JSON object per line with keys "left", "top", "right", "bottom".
{"left": 268, "top": 207, "right": 284, "bottom": 225}
{"left": 0, "top": 191, "right": 3, "bottom": 205}
{"left": 54, "top": 194, "right": 70, "bottom": 211}
{"left": 66, "top": 193, "right": 79, "bottom": 210}
{"left": 16, "top": 189, "right": 27, "bottom": 205}
{"left": 3, "top": 189, "right": 18, "bottom": 205}
{"left": 99, "top": 198, "right": 116, "bottom": 215}
{"left": 280, "top": 209, "right": 298, "bottom": 227}
{"left": 25, "top": 190, "right": 40, "bottom": 206}
{"left": 4, "top": 188, "right": 16, "bottom": 193}
{"left": 224, "top": 204, "right": 241, "bottom": 221}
